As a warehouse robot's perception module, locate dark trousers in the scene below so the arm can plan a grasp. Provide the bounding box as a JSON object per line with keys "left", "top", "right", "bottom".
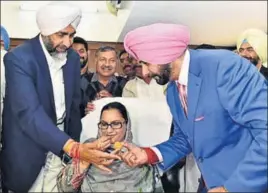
{"left": 197, "top": 176, "right": 207, "bottom": 193}
{"left": 160, "top": 123, "right": 185, "bottom": 193}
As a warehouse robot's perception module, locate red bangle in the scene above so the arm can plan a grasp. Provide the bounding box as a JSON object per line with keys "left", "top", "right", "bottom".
{"left": 69, "top": 142, "right": 80, "bottom": 158}
{"left": 142, "top": 147, "right": 159, "bottom": 164}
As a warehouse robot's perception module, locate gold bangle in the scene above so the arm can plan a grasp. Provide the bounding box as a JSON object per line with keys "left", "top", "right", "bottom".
{"left": 63, "top": 139, "right": 75, "bottom": 154}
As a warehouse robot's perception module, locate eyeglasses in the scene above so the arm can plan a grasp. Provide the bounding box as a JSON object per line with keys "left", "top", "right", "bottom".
{"left": 98, "top": 121, "right": 126, "bottom": 131}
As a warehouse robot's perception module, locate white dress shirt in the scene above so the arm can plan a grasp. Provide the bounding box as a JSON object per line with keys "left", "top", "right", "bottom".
{"left": 1, "top": 49, "right": 7, "bottom": 147}
{"left": 1, "top": 50, "right": 7, "bottom": 122}
{"left": 29, "top": 35, "right": 67, "bottom": 192}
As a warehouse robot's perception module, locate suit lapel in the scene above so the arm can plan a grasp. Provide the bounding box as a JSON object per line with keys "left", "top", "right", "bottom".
{"left": 168, "top": 82, "right": 186, "bottom": 128}
{"left": 188, "top": 74, "right": 202, "bottom": 118}
{"left": 187, "top": 49, "right": 202, "bottom": 137}
{"left": 31, "top": 35, "right": 57, "bottom": 121}
{"left": 63, "top": 51, "right": 74, "bottom": 121}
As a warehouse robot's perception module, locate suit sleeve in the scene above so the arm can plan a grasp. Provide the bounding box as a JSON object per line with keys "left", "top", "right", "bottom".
{"left": 4, "top": 52, "right": 70, "bottom": 155}
{"left": 155, "top": 90, "right": 191, "bottom": 171}
{"left": 216, "top": 55, "right": 268, "bottom": 192}
{"left": 68, "top": 57, "right": 82, "bottom": 142}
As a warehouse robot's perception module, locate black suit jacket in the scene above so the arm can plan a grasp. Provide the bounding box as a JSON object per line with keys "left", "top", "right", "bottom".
{"left": 0, "top": 35, "right": 82, "bottom": 192}
{"left": 260, "top": 66, "right": 268, "bottom": 80}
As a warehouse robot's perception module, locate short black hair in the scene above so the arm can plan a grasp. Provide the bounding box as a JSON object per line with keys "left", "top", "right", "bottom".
{"left": 195, "top": 44, "right": 216, "bottom": 50}
{"left": 119, "top": 50, "right": 127, "bottom": 58}
{"left": 95, "top": 46, "right": 117, "bottom": 57}
{"left": 73, "top": 36, "right": 88, "bottom": 51}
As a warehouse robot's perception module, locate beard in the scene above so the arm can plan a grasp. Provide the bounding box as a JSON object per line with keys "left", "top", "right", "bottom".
{"left": 247, "top": 57, "right": 259, "bottom": 66}
{"left": 151, "top": 64, "right": 171, "bottom": 85}
{"left": 42, "top": 36, "right": 68, "bottom": 61}
{"left": 80, "top": 57, "right": 88, "bottom": 68}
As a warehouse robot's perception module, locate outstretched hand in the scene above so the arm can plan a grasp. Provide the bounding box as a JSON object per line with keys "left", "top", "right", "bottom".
{"left": 92, "top": 149, "right": 121, "bottom": 173}
{"left": 119, "top": 142, "right": 148, "bottom": 167}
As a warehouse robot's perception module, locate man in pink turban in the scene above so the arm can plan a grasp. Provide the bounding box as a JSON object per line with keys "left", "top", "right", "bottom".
{"left": 121, "top": 23, "right": 267, "bottom": 193}
{"left": 1, "top": 2, "right": 119, "bottom": 192}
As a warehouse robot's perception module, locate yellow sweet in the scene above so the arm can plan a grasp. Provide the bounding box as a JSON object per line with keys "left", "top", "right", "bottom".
{"left": 114, "top": 142, "right": 123, "bottom": 150}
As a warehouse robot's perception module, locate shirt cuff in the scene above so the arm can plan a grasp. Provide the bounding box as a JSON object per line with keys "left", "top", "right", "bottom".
{"left": 150, "top": 147, "right": 163, "bottom": 163}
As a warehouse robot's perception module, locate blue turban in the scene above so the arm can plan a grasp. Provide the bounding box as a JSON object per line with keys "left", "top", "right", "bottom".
{"left": 1, "top": 25, "right": 10, "bottom": 51}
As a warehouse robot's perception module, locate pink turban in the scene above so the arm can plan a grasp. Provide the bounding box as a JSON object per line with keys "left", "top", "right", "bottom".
{"left": 124, "top": 23, "right": 190, "bottom": 65}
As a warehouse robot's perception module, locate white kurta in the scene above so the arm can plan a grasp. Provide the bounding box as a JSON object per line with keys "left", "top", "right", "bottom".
{"left": 179, "top": 153, "right": 201, "bottom": 192}
{"left": 123, "top": 77, "right": 167, "bottom": 100}
{"left": 29, "top": 35, "right": 67, "bottom": 192}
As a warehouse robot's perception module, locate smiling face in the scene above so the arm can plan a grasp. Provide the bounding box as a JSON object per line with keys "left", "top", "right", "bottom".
{"left": 99, "top": 108, "right": 127, "bottom": 143}
{"left": 141, "top": 62, "right": 173, "bottom": 85}
{"left": 140, "top": 52, "right": 185, "bottom": 85}
{"left": 96, "top": 50, "right": 117, "bottom": 77}
{"left": 238, "top": 42, "right": 260, "bottom": 66}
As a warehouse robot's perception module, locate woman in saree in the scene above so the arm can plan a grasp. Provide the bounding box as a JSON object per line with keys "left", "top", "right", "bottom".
{"left": 57, "top": 102, "right": 162, "bottom": 192}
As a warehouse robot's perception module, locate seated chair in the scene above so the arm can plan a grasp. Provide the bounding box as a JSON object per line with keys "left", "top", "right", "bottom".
{"left": 81, "top": 97, "right": 181, "bottom": 192}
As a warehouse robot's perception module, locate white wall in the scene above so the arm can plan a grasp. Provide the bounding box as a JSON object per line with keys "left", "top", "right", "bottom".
{"left": 1, "top": 1, "right": 132, "bottom": 42}
{"left": 119, "top": 1, "right": 267, "bottom": 46}
{"left": 1, "top": 1, "right": 267, "bottom": 45}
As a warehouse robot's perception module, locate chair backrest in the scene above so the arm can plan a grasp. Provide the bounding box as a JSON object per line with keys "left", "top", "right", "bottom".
{"left": 80, "top": 97, "right": 172, "bottom": 147}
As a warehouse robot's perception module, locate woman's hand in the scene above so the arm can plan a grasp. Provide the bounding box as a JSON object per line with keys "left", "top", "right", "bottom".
{"left": 92, "top": 136, "right": 112, "bottom": 151}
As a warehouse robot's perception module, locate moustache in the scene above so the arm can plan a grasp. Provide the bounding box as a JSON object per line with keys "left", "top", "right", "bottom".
{"left": 152, "top": 66, "right": 171, "bottom": 85}
{"left": 101, "top": 66, "right": 113, "bottom": 70}
{"left": 244, "top": 57, "right": 258, "bottom": 66}
{"left": 153, "top": 75, "right": 169, "bottom": 85}
{"left": 123, "top": 64, "right": 133, "bottom": 70}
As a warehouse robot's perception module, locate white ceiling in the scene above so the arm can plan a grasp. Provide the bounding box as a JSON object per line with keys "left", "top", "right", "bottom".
{"left": 1, "top": 1, "right": 267, "bottom": 46}
{"left": 1, "top": 1, "right": 133, "bottom": 42}
{"left": 118, "top": 1, "right": 267, "bottom": 46}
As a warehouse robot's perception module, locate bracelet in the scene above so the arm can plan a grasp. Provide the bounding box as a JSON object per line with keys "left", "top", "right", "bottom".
{"left": 64, "top": 140, "right": 76, "bottom": 154}
{"left": 69, "top": 142, "right": 80, "bottom": 159}
{"left": 142, "top": 147, "right": 159, "bottom": 164}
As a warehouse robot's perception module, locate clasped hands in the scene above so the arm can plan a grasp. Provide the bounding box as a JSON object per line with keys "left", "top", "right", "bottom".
{"left": 64, "top": 137, "right": 148, "bottom": 173}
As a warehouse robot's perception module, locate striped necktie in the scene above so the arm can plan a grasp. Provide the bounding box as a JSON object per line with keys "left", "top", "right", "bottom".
{"left": 177, "top": 83, "right": 188, "bottom": 116}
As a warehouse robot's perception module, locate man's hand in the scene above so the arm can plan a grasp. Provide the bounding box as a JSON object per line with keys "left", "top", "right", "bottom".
{"left": 79, "top": 143, "right": 120, "bottom": 173}
{"left": 98, "top": 90, "right": 113, "bottom": 98}
{"left": 208, "top": 186, "right": 228, "bottom": 192}
{"left": 85, "top": 102, "right": 95, "bottom": 114}
{"left": 63, "top": 139, "right": 120, "bottom": 173}
{"left": 120, "top": 142, "right": 148, "bottom": 167}
{"left": 93, "top": 149, "right": 120, "bottom": 173}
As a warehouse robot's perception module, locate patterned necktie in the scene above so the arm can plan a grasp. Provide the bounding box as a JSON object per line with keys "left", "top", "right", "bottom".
{"left": 177, "top": 83, "right": 188, "bottom": 116}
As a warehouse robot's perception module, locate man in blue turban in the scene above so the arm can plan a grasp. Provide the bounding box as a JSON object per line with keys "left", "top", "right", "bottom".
{"left": 1, "top": 24, "right": 10, "bottom": 193}
{"left": 1, "top": 25, "right": 10, "bottom": 51}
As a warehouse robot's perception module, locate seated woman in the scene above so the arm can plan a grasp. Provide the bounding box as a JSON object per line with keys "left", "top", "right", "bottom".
{"left": 57, "top": 102, "right": 162, "bottom": 192}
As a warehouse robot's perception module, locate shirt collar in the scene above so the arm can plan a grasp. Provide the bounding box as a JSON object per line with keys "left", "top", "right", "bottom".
{"left": 91, "top": 72, "right": 118, "bottom": 83}
{"left": 178, "top": 49, "right": 190, "bottom": 86}
{"left": 39, "top": 34, "right": 66, "bottom": 70}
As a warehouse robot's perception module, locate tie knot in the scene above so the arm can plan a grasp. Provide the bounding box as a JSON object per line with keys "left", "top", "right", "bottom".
{"left": 177, "top": 82, "right": 186, "bottom": 90}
